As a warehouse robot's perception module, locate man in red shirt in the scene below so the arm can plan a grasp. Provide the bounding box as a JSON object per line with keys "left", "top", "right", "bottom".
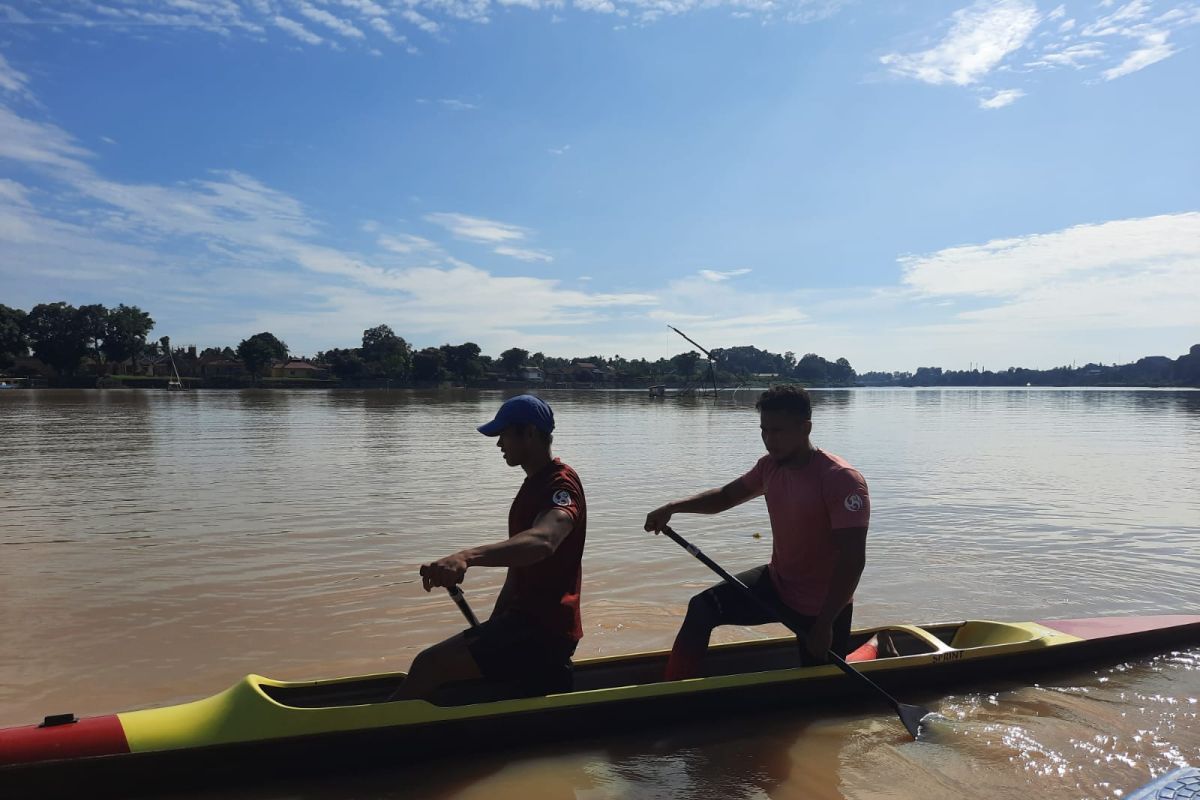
{"left": 393, "top": 395, "right": 586, "bottom": 700}
{"left": 644, "top": 385, "right": 869, "bottom": 680}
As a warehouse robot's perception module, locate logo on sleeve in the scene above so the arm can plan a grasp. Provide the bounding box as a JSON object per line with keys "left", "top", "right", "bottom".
{"left": 552, "top": 490, "right": 573, "bottom": 507}
{"left": 844, "top": 494, "right": 864, "bottom": 512}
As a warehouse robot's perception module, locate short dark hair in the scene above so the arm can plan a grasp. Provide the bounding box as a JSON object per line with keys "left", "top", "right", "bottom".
{"left": 756, "top": 385, "right": 812, "bottom": 420}
{"left": 522, "top": 423, "right": 553, "bottom": 446}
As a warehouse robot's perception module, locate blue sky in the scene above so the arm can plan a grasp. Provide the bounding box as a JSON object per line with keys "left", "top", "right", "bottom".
{"left": 1, "top": 0, "right": 1198, "bottom": 371}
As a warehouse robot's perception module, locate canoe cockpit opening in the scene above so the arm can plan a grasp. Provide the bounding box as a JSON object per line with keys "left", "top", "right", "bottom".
{"left": 924, "top": 621, "right": 1043, "bottom": 649}
{"left": 256, "top": 623, "right": 1039, "bottom": 711}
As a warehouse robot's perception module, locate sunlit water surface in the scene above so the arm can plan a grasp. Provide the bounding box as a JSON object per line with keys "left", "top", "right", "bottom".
{"left": 1, "top": 388, "right": 1197, "bottom": 798}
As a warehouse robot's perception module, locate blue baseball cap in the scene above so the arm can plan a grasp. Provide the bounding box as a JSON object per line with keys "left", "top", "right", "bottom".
{"left": 477, "top": 395, "right": 555, "bottom": 436}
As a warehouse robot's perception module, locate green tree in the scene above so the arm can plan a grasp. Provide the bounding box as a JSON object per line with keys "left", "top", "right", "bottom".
{"left": 413, "top": 347, "right": 448, "bottom": 382}
{"left": 321, "top": 347, "right": 367, "bottom": 381}
{"left": 24, "top": 302, "right": 89, "bottom": 375}
{"left": 0, "top": 305, "right": 28, "bottom": 369}
{"left": 794, "top": 353, "right": 829, "bottom": 384}
{"left": 76, "top": 303, "right": 109, "bottom": 372}
{"left": 670, "top": 350, "right": 701, "bottom": 380}
{"left": 440, "top": 342, "right": 483, "bottom": 382}
{"left": 530, "top": 351, "right": 545, "bottom": 368}
{"left": 361, "top": 324, "right": 412, "bottom": 379}
{"left": 236, "top": 332, "right": 288, "bottom": 381}
{"left": 499, "top": 347, "right": 529, "bottom": 377}
{"left": 101, "top": 305, "right": 154, "bottom": 369}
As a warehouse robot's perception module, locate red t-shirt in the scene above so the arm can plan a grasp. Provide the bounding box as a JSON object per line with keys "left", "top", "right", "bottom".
{"left": 739, "top": 449, "right": 870, "bottom": 615}
{"left": 497, "top": 458, "right": 586, "bottom": 642}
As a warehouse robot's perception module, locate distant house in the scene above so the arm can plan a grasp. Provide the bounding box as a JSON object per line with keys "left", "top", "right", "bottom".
{"left": 271, "top": 360, "right": 329, "bottom": 379}
{"left": 202, "top": 358, "right": 248, "bottom": 378}
{"left": 520, "top": 366, "right": 545, "bottom": 382}
{"left": 571, "top": 362, "right": 611, "bottom": 382}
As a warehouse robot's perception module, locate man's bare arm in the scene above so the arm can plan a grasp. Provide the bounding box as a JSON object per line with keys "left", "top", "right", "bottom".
{"left": 643, "top": 478, "right": 758, "bottom": 532}
{"left": 421, "top": 508, "right": 575, "bottom": 591}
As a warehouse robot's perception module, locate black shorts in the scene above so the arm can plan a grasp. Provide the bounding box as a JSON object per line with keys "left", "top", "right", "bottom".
{"left": 464, "top": 612, "right": 577, "bottom": 696}
{"left": 697, "top": 564, "right": 853, "bottom": 666}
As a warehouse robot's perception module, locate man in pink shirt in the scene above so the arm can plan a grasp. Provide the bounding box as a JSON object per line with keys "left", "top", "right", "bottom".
{"left": 644, "top": 384, "right": 870, "bottom": 681}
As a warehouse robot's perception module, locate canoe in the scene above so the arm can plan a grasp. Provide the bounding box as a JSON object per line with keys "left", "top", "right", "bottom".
{"left": 2, "top": 614, "right": 1197, "bottom": 797}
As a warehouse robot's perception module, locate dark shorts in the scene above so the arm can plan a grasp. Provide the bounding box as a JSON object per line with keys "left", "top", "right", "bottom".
{"left": 697, "top": 564, "right": 853, "bottom": 666}
{"left": 464, "top": 612, "right": 577, "bottom": 696}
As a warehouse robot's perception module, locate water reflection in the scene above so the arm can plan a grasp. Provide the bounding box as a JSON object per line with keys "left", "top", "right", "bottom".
{"left": 1, "top": 388, "right": 1198, "bottom": 799}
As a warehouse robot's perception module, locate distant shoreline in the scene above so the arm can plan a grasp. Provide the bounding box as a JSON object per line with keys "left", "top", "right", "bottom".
{"left": 1, "top": 378, "right": 1196, "bottom": 392}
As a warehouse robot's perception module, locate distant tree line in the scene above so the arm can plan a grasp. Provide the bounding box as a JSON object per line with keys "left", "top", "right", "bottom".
{"left": 4, "top": 301, "right": 1195, "bottom": 387}
{"left": 858, "top": 346, "right": 1200, "bottom": 388}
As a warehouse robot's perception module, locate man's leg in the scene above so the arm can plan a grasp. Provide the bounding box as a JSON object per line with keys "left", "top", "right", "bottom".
{"left": 391, "top": 632, "right": 481, "bottom": 700}
{"left": 664, "top": 565, "right": 775, "bottom": 681}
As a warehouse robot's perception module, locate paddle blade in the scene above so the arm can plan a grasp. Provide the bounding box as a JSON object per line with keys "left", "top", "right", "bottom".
{"left": 898, "top": 703, "right": 933, "bottom": 740}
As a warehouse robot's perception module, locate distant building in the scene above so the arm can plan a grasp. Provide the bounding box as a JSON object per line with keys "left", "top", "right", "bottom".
{"left": 271, "top": 360, "right": 330, "bottom": 379}
{"left": 519, "top": 366, "right": 544, "bottom": 382}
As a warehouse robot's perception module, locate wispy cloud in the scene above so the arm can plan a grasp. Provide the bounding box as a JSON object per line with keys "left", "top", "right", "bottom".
{"left": 424, "top": 212, "right": 526, "bottom": 244}
{"left": 274, "top": 15, "right": 324, "bottom": 46}
{"left": 10, "top": 0, "right": 852, "bottom": 52}
{"left": 699, "top": 268, "right": 752, "bottom": 282}
{"left": 0, "top": 99, "right": 655, "bottom": 352}
{"left": 900, "top": 212, "right": 1200, "bottom": 331}
{"left": 297, "top": 3, "right": 366, "bottom": 40}
{"left": 885, "top": 0, "right": 1200, "bottom": 99}
{"left": 0, "top": 50, "right": 32, "bottom": 99}
{"left": 881, "top": 0, "right": 1041, "bottom": 87}
{"left": 978, "top": 88, "right": 1025, "bottom": 108}
{"left": 423, "top": 211, "right": 553, "bottom": 262}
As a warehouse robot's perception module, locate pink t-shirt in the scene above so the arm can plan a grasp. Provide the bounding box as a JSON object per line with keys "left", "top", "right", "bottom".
{"left": 738, "top": 449, "right": 870, "bottom": 616}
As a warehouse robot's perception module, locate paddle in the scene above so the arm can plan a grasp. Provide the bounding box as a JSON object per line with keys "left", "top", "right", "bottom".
{"left": 659, "top": 525, "right": 931, "bottom": 739}
{"left": 446, "top": 585, "right": 481, "bottom": 629}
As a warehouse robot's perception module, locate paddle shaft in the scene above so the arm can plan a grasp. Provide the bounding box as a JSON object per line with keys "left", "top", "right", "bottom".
{"left": 447, "top": 585, "right": 481, "bottom": 629}
{"left": 660, "top": 525, "right": 926, "bottom": 734}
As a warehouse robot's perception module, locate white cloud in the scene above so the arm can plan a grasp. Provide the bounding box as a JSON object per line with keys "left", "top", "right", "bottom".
{"left": 548, "top": 144, "right": 571, "bottom": 155}
{"left": 438, "top": 98, "right": 478, "bottom": 110}
{"left": 494, "top": 245, "right": 553, "bottom": 262}
{"left": 978, "top": 87, "right": 1025, "bottom": 108}
{"left": 881, "top": 0, "right": 1042, "bottom": 87}
{"left": 885, "top": 0, "right": 1200, "bottom": 99}
{"left": 297, "top": 3, "right": 366, "bottom": 39}
{"left": 13, "top": 0, "right": 852, "bottom": 51}
{"left": 425, "top": 212, "right": 527, "bottom": 244}
{"left": 0, "top": 105, "right": 93, "bottom": 172}
{"left": 274, "top": 15, "right": 324, "bottom": 45}
{"left": 0, "top": 100, "right": 656, "bottom": 353}
{"left": 1027, "top": 42, "right": 1106, "bottom": 69}
{"left": 1101, "top": 28, "right": 1175, "bottom": 79}
{"left": 0, "top": 50, "right": 31, "bottom": 98}
{"left": 378, "top": 233, "right": 441, "bottom": 254}
{"left": 424, "top": 212, "right": 555, "bottom": 262}
{"left": 900, "top": 213, "right": 1200, "bottom": 331}
{"left": 698, "top": 268, "right": 752, "bottom": 281}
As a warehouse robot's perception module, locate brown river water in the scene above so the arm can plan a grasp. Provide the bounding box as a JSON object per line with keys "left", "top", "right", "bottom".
{"left": 1, "top": 387, "right": 1198, "bottom": 798}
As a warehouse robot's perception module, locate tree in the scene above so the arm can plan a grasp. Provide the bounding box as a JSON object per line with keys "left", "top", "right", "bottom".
{"left": 24, "top": 302, "right": 89, "bottom": 375}
{"left": 794, "top": 353, "right": 830, "bottom": 384}
{"left": 413, "top": 347, "right": 448, "bottom": 382}
{"left": 75, "top": 303, "right": 109, "bottom": 372}
{"left": 440, "top": 342, "right": 483, "bottom": 382}
{"left": 670, "top": 350, "right": 701, "bottom": 380}
{"left": 0, "top": 305, "right": 28, "bottom": 369}
{"left": 321, "top": 347, "right": 367, "bottom": 381}
{"left": 236, "top": 332, "right": 288, "bottom": 381}
{"left": 530, "top": 351, "right": 545, "bottom": 368}
{"left": 361, "top": 324, "right": 412, "bottom": 379}
{"left": 499, "top": 347, "right": 529, "bottom": 377}
{"left": 101, "top": 305, "right": 154, "bottom": 368}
